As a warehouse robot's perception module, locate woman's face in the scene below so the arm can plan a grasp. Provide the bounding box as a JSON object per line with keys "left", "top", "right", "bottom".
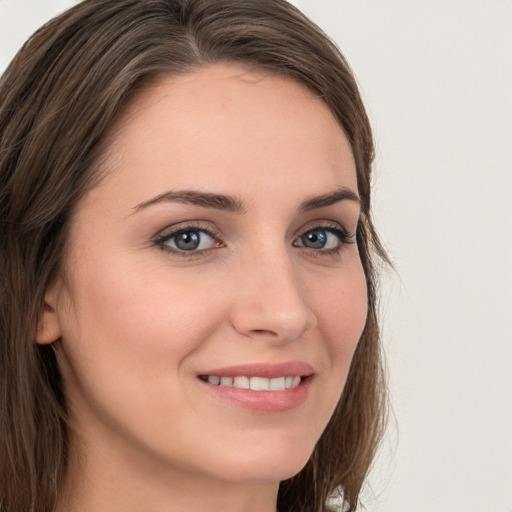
{"left": 44, "top": 64, "right": 367, "bottom": 486}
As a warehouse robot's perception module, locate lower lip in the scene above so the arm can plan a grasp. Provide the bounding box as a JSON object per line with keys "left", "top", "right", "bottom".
{"left": 198, "top": 377, "right": 312, "bottom": 413}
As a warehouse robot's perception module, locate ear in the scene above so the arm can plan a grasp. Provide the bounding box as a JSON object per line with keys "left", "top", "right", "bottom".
{"left": 36, "top": 282, "right": 63, "bottom": 345}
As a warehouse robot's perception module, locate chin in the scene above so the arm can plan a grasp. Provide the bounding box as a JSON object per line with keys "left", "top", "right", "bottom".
{"left": 203, "top": 436, "right": 314, "bottom": 484}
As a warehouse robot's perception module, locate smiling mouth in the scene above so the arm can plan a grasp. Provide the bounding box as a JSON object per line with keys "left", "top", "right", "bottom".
{"left": 198, "top": 375, "right": 306, "bottom": 391}
{"left": 197, "top": 363, "right": 313, "bottom": 412}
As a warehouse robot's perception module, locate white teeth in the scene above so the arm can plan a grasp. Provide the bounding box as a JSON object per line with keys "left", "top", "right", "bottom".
{"left": 250, "top": 376, "right": 269, "bottom": 391}
{"left": 220, "top": 376, "right": 233, "bottom": 387}
{"left": 204, "top": 375, "right": 302, "bottom": 390}
{"left": 208, "top": 375, "right": 220, "bottom": 385}
{"left": 233, "top": 376, "right": 250, "bottom": 389}
{"left": 269, "top": 377, "right": 286, "bottom": 391}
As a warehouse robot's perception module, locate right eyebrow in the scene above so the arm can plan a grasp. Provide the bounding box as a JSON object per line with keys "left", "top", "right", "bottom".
{"left": 131, "top": 189, "right": 247, "bottom": 214}
{"left": 298, "top": 187, "right": 360, "bottom": 212}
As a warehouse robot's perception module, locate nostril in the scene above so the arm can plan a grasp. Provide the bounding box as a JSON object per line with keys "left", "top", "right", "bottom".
{"left": 251, "top": 329, "right": 278, "bottom": 336}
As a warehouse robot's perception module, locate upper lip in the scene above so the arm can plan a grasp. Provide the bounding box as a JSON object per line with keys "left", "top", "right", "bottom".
{"left": 198, "top": 361, "right": 314, "bottom": 378}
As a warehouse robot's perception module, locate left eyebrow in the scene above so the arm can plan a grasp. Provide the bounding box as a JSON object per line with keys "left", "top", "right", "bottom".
{"left": 132, "top": 190, "right": 246, "bottom": 214}
{"left": 298, "top": 187, "right": 360, "bottom": 212}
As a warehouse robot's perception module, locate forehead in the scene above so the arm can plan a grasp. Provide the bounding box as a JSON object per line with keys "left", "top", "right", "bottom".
{"left": 88, "top": 63, "right": 357, "bottom": 212}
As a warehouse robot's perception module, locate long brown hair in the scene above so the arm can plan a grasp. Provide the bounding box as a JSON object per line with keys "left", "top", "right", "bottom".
{"left": 0, "top": 1, "right": 388, "bottom": 511}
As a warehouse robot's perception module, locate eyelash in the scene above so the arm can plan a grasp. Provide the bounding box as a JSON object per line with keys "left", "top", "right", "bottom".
{"left": 293, "top": 223, "right": 356, "bottom": 257}
{"left": 154, "top": 222, "right": 356, "bottom": 258}
{"left": 154, "top": 222, "right": 223, "bottom": 257}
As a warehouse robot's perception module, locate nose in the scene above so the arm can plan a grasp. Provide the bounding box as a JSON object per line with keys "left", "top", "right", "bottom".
{"left": 229, "top": 248, "right": 317, "bottom": 344}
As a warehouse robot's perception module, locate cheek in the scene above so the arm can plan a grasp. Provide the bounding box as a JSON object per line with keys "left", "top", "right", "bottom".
{"left": 55, "top": 259, "right": 227, "bottom": 451}
{"left": 307, "top": 256, "right": 368, "bottom": 412}
{"left": 300, "top": 256, "right": 367, "bottom": 437}
{"left": 316, "top": 259, "right": 368, "bottom": 350}
{"left": 56, "top": 254, "right": 223, "bottom": 399}
{"left": 62, "top": 270, "right": 217, "bottom": 367}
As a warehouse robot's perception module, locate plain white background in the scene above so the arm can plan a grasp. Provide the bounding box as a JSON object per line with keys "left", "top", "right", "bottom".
{"left": 1, "top": 1, "right": 511, "bottom": 511}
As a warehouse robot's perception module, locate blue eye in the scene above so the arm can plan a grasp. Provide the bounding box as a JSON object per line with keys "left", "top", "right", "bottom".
{"left": 301, "top": 229, "right": 330, "bottom": 249}
{"left": 295, "top": 226, "right": 352, "bottom": 251}
{"left": 159, "top": 229, "right": 218, "bottom": 252}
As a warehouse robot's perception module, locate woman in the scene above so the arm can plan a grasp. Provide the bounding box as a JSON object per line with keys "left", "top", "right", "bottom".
{"left": 0, "top": 1, "right": 388, "bottom": 511}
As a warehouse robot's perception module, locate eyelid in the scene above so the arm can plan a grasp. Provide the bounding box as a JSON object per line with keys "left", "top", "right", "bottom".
{"left": 295, "top": 220, "right": 355, "bottom": 240}
{"left": 153, "top": 221, "right": 224, "bottom": 254}
{"left": 292, "top": 221, "right": 357, "bottom": 253}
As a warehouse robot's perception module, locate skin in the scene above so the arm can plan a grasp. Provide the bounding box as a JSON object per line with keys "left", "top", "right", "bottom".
{"left": 38, "top": 63, "right": 368, "bottom": 512}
